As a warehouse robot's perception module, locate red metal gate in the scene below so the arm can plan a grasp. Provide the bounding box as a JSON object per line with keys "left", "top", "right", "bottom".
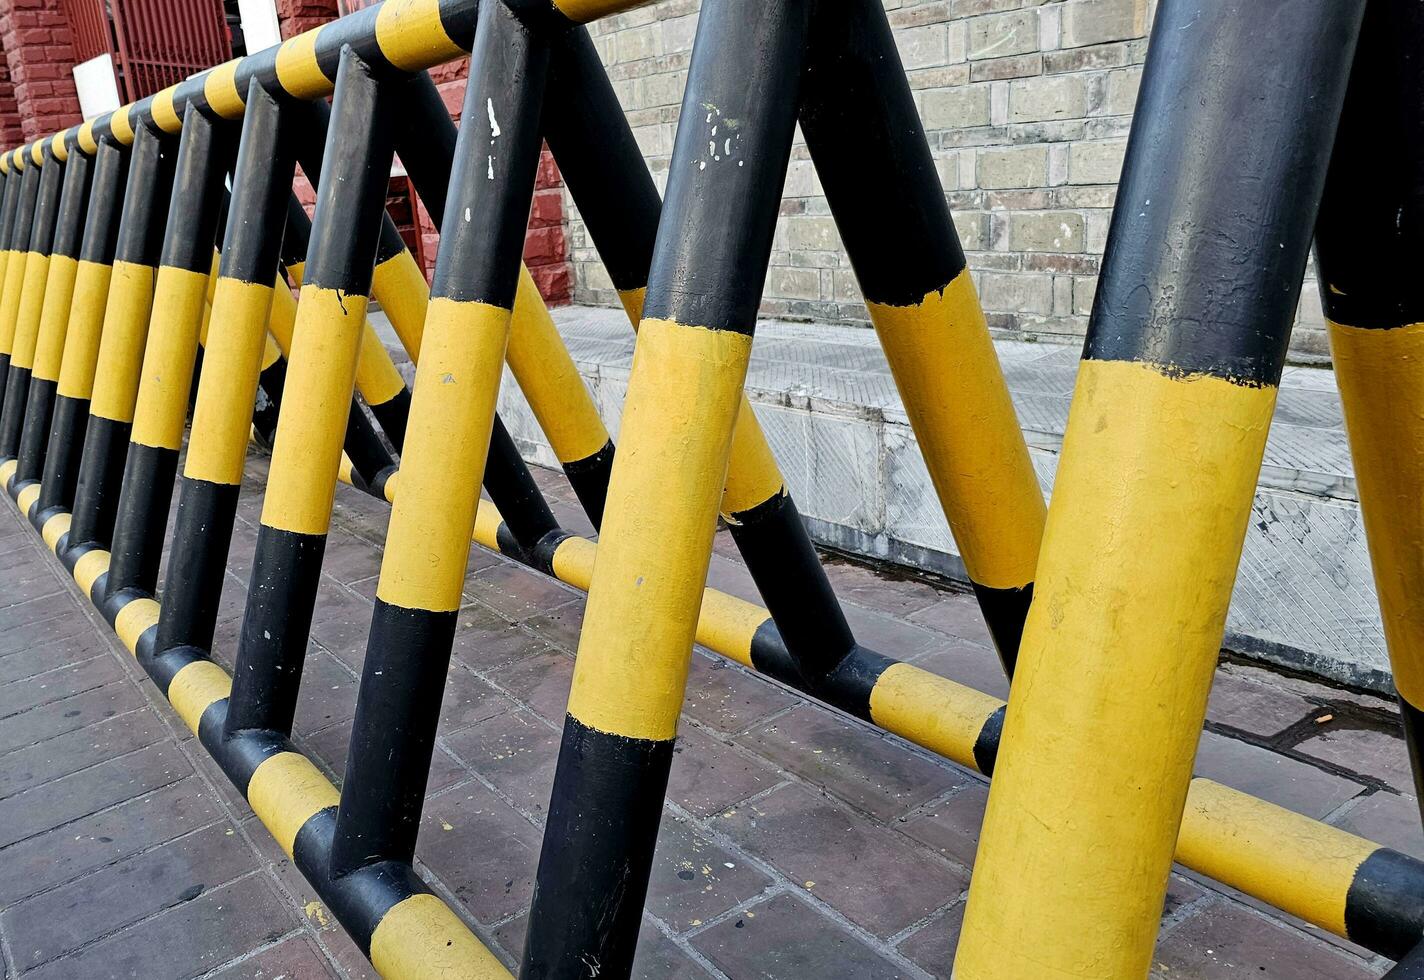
{"left": 59, "top": 0, "right": 231, "bottom": 103}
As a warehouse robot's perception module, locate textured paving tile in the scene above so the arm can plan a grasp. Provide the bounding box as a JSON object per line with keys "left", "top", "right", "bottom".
{"left": 0, "top": 680, "right": 146, "bottom": 755}
{"left": 668, "top": 724, "right": 782, "bottom": 819}
{"left": 1296, "top": 725, "right": 1417, "bottom": 795}
{"left": 204, "top": 936, "right": 342, "bottom": 979}
{"left": 0, "top": 632, "right": 108, "bottom": 685}
{"left": 1194, "top": 731, "right": 1365, "bottom": 819}
{"left": 715, "top": 784, "right": 967, "bottom": 939}
{"left": 1152, "top": 901, "right": 1378, "bottom": 979}
{"left": 0, "top": 607, "right": 92, "bottom": 656}
{"left": 443, "top": 707, "right": 561, "bottom": 821}
{"left": 1206, "top": 669, "right": 1318, "bottom": 738}
{"left": 902, "top": 640, "right": 1010, "bottom": 700}
{"left": 896, "top": 902, "right": 962, "bottom": 976}
{"left": 488, "top": 646, "right": 575, "bottom": 726}
{"left": 22, "top": 872, "right": 297, "bottom": 980}
{"left": 0, "top": 651, "right": 123, "bottom": 717}
{"left": 691, "top": 892, "right": 916, "bottom": 978}
{"left": 647, "top": 815, "right": 772, "bottom": 933}
{"left": 683, "top": 653, "right": 800, "bottom": 736}
{"left": 0, "top": 707, "right": 164, "bottom": 799}
{"left": 741, "top": 704, "right": 965, "bottom": 821}
{"left": 2, "top": 821, "right": 257, "bottom": 970}
{"left": 1331, "top": 792, "right": 1424, "bottom": 860}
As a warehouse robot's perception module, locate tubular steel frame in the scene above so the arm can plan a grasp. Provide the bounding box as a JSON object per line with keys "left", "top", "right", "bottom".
{"left": 0, "top": 0, "right": 1421, "bottom": 976}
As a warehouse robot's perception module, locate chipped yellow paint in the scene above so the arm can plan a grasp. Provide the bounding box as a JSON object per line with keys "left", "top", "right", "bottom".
{"left": 303, "top": 901, "right": 329, "bottom": 927}
{"left": 275, "top": 28, "right": 330, "bottom": 101}
{"left": 375, "top": 0, "right": 465, "bottom": 72}
{"left": 203, "top": 61, "right": 246, "bottom": 119}
{"left": 41, "top": 513, "right": 71, "bottom": 552}
{"left": 246, "top": 751, "right": 340, "bottom": 859}
{"left": 16, "top": 483, "right": 40, "bottom": 519}
{"left": 370, "top": 893, "right": 512, "bottom": 979}
{"left": 115, "top": 597, "right": 161, "bottom": 655}
{"left": 73, "top": 549, "right": 110, "bottom": 597}
{"left": 167, "top": 660, "right": 232, "bottom": 734}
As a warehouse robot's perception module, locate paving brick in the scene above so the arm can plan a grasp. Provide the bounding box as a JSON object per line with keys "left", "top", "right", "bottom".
{"left": 899, "top": 782, "right": 988, "bottom": 869}
{"left": 494, "top": 915, "right": 711, "bottom": 979}
{"left": 292, "top": 647, "right": 360, "bottom": 736}
{"left": 205, "top": 935, "right": 341, "bottom": 979}
{"left": 522, "top": 600, "right": 585, "bottom": 652}
{"left": 319, "top": 532, "right": 385, "bottom": 585}
{"left": 0, "top": 652, "right": 124, "bottom": 717}
{"left": 691, "top": 892, "right": 915, "bottom": 978}
{"left": 715, "top": 784, "right": 967, "bottom": 938}
{"left": 1194, "top": 731, "right": 1365, "bottom": 819}
{"left": 896, "top": 902, "right": 961, "bottom": 975}
{"left": 450, "top": 605, "right": 545, "bottom": 674}
{"left": 1331, "top": 791, "right": 1424, "bottom": 860}
{"left": 683, "top": 653, "right": 799, "bottom": 736}
{"left": 820, "top": 559, "right": 940, "bottom": 619}
{"left": 0, "top": 777, "right": 223, "bottom": 905}
{"left": 1295, "top": 725, "right": 1417, "bottom": 795}
{"left": 0, "top": 605, "right": 91, "bottom": 655}
{"left": 488, "top": 647, "right": 574, "bottom": 725}
{"left": 308, "top": 585, "right": 376, "bottom": 670}
{"left": 0, "top": 679, "right": 146, "bottom": 755}
{"left": 23, "top": 872, "right": 298, "bottom": 980}
{"left": 0, "top": 707, "right": 166, "bottom": 799}
{"left": 443, "top": 708, "right": 560, "bottom": 820}
{"left": 647, "top": 814, "right": 772, "bottom": 932}
{"left": 1206, "top": 669, "right": 1316, "bottom": 738}
{"left": 903, "top": 641, "right": 1009, "bottom": 701}
{"left": 301, "top": 720, "right": 467, "bottom": 799}
{"left": 0, "top": 632, "right": 107, "bottom": 685}
{"left": 669, "top": 724, "right": 782, "bottom": 818}
{"left": 904, "top": 594, "right": 996, "bottom": 647}
{"left": 466, "top": 562, "right": 580, "bottom": 622}
{"left": 416, "top": 780, "right": 544, "bottom": 925}
{"left": 741, "top": 704, "right": 965, "bottom": 821}
{"left": 438, "top": 664, "right": 511, "bottom": 735}
{"left": 0, "top": 593, "right": 82, "bottom": 634}
{"left": 2, "top": 821, "right": 257, "bottom": 970}
{"left": 1151, "top": 901, "right": 1377, "bottom": 979}
{"left": 0, "top": 739, "right": 193, "bottom": 847}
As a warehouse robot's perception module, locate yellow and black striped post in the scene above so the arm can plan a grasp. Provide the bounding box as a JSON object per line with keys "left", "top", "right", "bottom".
{"left": 1314, "top": 0, "right": 1424, "bottom": 814}
{"left": 100, "top": 98, "right": 235, "bottom": 618}
{"left": 0, "top": 147, "right": 44, "bottom": 422}
{"left": 954, "top": 1, "right": 1366, "bottom": 975}
{"left": 0, "top": 141, "right": 65, "bottom": 471}
{"left": 523, "top": 2, "right": 810, "bottom": 973}
{"left": 33, "top": 133, "right": 129, "bottom": 528}
{"left": 12, "top": 133, "right": 93, "bottom": 497}
{"left": 224, "top": 45, "right": 396, "bottom": 740}
{"left": 0, "top": 152, "right": 21, "bottom": 291}
{"left": 800, "top": 0, "right": 1045, "bottom": 672}
{"left": 330, "top": 0, "right": 551, "bottom": 878}
{"left": 64, "top": 117, "right": 178, "bottom": 565}
{"left": 156, "top": 78, "right": 297, "bottom": 696}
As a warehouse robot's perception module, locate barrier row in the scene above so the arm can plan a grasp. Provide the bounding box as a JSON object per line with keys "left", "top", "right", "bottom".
{"left": 0, "top": 0, "right": 1422, "bottom": 976}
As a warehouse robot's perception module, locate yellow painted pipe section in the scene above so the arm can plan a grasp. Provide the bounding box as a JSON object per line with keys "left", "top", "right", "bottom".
{"left": 246, "top": 751, "right": 340, "bottom": 859}
{"left": 273, "top": 269, "right": 405, "bottom": 410}
{"left": 370, "top": 249, "right": 430, "bottom": 360}
{"left": 261, "top": 284, "right": 367, "bottom": 537}
{"left": 378, "top": 298, "right": 510, "bottom": 613}
{"left": 0, "top": 458, "right": 16, "bottom": 488}
{"left": 15, "top": 482, "right": 39, "bottom": 517}
{"left": 370, "top": 893, "right": 513, "bottom": 979}
{"left": 73, "top": 548, "right": 110, "bottom": 597}
{"left": 32, "top": 254, "right": 79, "bottom": 381}
{"left": 7, "top": 251, "right": 51, "bottom": 368}
{"left": 115, "top": 597, "right": 161, "bottom": 655}
{"left": 0, "top": 246, "right": 24, "bottom": 352}
{"left": 374, "top": 0, "right": 466, "bottom": 73}
{"left": 956, "top": 359, "right": 1276, "bottom": 980}
{"left": 505, "top": 264, "right": 610, "bottom": 465}
{"left": 167, "top": 659, "right": 232, "bottom": 734}
{"left": 202, "top": 61, "right": 246, "bottom": 120}
{"left": 89, "top": 261, "right": 157, "bottom": 423}
{"left": 185, "top": 279, "right": 277, "bottom": 486}
{"left": 56, "top": 260, "right": 114, "bottom": 400}
{"left": 566, "top": 318, "right": 752, "bottom": 742}
{"left": 868, "top": 271, "right": 1045, "bottom": 591}
{"left": 609, "top": 280, "right": 786, "bottom": 521}
{"left": 41, "top": 512, "right": 70, "bottom": 551}
{"left": 869, "top": 663, "right": 1002, "bottom": 773}
{"left": 131, "top": 266, "right": 209, "bottom": 450}
{"left": 274, "top": 28, "right": 330, "bottom": 101}
{"left": 1330, "top": 318, "right": 1424, "bottom": 710}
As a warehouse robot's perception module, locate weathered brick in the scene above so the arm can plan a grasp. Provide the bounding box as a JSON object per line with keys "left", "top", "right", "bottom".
{"left": 1062, "top": 0, "right": 1149, "bottom": 49}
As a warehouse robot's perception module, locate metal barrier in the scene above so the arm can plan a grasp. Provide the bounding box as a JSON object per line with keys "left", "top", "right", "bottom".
{"left": 0, "top": 0, "right": 1421, "bottom": 976}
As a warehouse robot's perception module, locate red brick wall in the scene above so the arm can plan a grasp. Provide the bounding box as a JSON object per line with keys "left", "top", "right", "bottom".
{"left": 0, "top": 0, "right": 83, "bottom": 143}
{"left": 0, "top": 34, "right": 24, "bottom": 148}
{"left": 279, "top": 1, "right": 572, "bottom": 305}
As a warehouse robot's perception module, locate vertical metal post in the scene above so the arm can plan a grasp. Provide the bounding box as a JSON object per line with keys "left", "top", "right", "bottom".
{"left": 101, "top": 104, "right": 232, "bottom": 613}
{"left": 156, "top": 81, "right": 296, "bottom": 662}
{"left": 523, "top": 2, "right": 809, "bottom": 974}
{"left": 0, "top": 144, "right": 66, "bottom": 477}
{"left": 329, "top": 0, "right": 551, "bottom": 877}
{"left": 34, "top": 138, "right": 129, "bottom": 528}
{"left": 1313, "top": 0, "right": 1424, "bottom": 815}
{"left": 954, "top": 1, "right": 1365, "bottom": 975}
{"left": 223, "top": 46, "right": 395, "bottom": 738}
{"left": 0, "top": 155, "right": 20, "bottom": 292}
{"left": 0, "top": 155, "right": 43, "bottom": 415}
{"left": 14, "top": 136, "right": 94, "bottom": 498}
{"left": 799, "top": 0, "right": 1046, "bottom": 671}
{"left": 65, "top": 121, "right": 177, "bottom": 567}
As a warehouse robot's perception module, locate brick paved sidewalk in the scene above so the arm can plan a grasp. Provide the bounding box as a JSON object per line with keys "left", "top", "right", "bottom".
{"left": 0, "top": 454, "right": 1417, "bottom": 978}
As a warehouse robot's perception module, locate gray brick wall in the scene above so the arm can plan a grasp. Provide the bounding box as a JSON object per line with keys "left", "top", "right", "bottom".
{"left": 565, "top": 0, "right": 1330, "bottom": 361}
